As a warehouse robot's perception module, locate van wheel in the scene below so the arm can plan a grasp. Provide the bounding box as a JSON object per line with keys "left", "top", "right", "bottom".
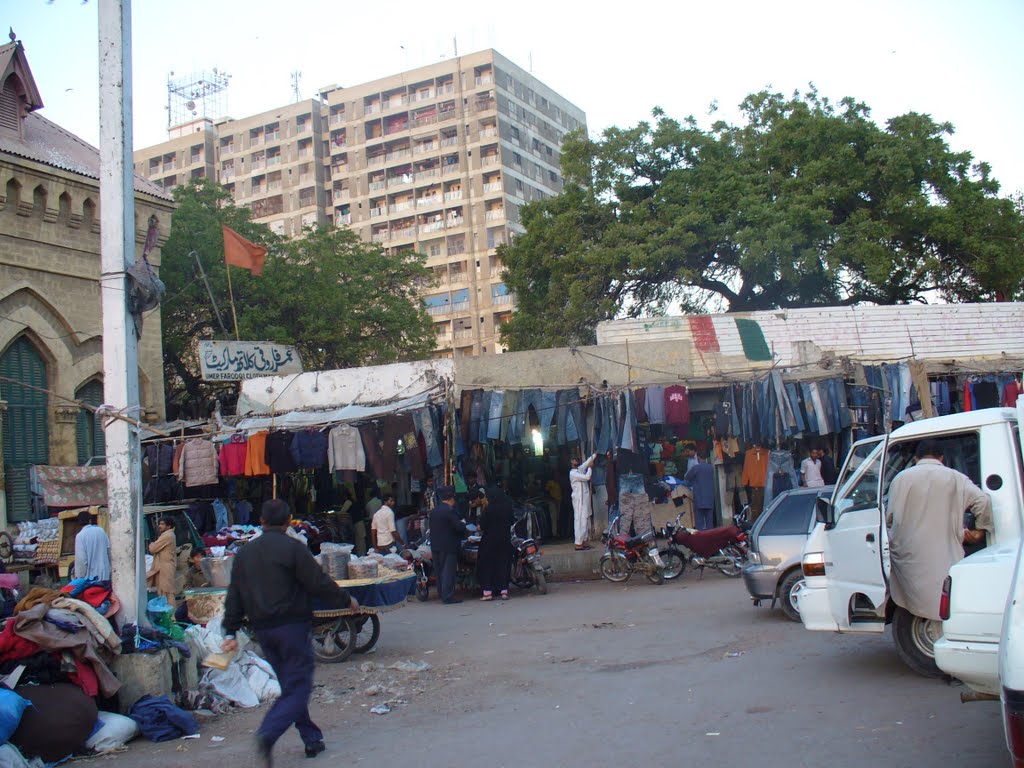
{"left": 778, "top": 569, "right": 804, "bottom": 623}
{"left": 891, "top": 607, "right": 943, "bottom": 677}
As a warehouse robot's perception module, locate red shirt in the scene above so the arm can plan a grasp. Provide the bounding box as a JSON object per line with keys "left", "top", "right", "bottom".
{"left": 664, "top": 385, "right": 690, "bottom": 427}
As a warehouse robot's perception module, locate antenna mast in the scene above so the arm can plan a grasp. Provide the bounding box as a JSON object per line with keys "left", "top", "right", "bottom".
{"left": 291, "top": 71, "right": 302, "bottom": 103}
{"left": 166, "top": 69, "right": 230, "bottom": 131}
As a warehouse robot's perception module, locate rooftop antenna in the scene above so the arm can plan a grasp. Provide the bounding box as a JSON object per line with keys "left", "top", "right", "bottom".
{"left": 291, "top": 71, "right": 302, "bottom": 103}
{"left": 453, "top": 36, "right": 458, "bottom": 57}
{"left": 166, "top": 68, "right": 230, "bottom": 131}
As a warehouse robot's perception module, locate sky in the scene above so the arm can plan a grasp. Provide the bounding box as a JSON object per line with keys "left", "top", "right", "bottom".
{"left": 6, "top": 0, "right": 1024, "bottom": 195}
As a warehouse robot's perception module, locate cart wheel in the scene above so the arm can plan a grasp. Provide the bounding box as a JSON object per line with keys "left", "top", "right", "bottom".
{"left": 312, "top": 618, "right": 357, "bottom": 663}
{"left": 352, "top": 614, "right": 381, "bottom": 654}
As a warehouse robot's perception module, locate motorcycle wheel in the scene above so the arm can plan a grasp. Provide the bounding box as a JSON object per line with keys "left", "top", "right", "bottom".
{"left": 533, "top": 569, "right": 548, "bottom": 595}
{"left": 312, "top": 618, "right": 357, "bottom": 664}
{"left": 510, "top": 565, "right": 534, "bottom": 590}
{"left": 353, "top": 614, "right": 381, "bottom": 654}
{"left": 415, "top": 581, "right": 429, "bottom": 602}
{"left": 644, "top": 565, "right": 664, "bottom": 585}
{"left": 658, "top": 548, "right": 686, "bottom": 580}
{"left": 599, "top": 551, "right": 631, "bottom": 583}
{"left": 719, "top": 545, "right": 746, "bottom": 578}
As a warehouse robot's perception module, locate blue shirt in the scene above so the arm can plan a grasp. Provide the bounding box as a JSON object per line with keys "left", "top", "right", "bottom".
{"left": 684, "top": 462, "right": 716, "bottom": 510}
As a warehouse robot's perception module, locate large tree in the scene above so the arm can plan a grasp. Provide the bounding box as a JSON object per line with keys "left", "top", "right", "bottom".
{"left": 499, "top": 88, "right": 1024, "bottom": 350}
{"left": 159, "top": 180, "right": 436, "bottom": 417}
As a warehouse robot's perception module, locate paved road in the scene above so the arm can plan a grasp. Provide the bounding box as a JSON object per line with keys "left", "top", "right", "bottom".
{"left": 124, "top": 574, "right": 1007, "bottom": 767}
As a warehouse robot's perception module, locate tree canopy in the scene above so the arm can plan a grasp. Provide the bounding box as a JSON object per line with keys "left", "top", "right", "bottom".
{"left": 159, "top": 180, "right": 436, "bottom": 417}
{"left": 499, "top": 88, "right": 1024, "bottom": 350}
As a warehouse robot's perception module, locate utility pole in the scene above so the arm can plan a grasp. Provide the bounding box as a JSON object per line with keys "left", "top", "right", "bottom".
{"left": 98, "top": 0, "right": 145, "bottom": 625}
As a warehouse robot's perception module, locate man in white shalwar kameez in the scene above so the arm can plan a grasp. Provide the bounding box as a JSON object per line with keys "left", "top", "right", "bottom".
{"left": 569, "top": 453, "right": 598, "bottom": 550}
{"left": 885, "top": 440, "right": 992, "bottom": 621}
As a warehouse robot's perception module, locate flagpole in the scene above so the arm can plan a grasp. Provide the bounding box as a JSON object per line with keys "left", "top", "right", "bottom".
{"left": 225, "top": 263, "right": 241, "bottom": 341}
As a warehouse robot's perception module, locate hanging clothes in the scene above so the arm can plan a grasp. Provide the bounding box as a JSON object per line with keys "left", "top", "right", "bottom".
{"left": 244, "top": 431, "right": 271, "bottom": 476}
{"left": 664, "top": 385, "right": 690, "bottom": 428}
{"left": 264, "top": 431, "right": 298, "bottom": 474}
{"left": 290, "top": 429, "right": 328, "bottom": 470}
{"left": 178, "top": 438, "right": 219, "bottom": 488}
{"left": 646, "top": 385, "right": 666, "bottom": 425}
{"left": 218, "top": 434, "right": 248, "bottom": 477}
{"left": 328, "top": 423, "right": 366, "bottom": 472}
{"left": 741, "top": 447, "right": 769, "bottom": 489}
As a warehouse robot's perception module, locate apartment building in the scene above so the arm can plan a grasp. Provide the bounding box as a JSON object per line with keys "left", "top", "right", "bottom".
{"left": 134, "top": 50, "right": 585, "bottom": 356}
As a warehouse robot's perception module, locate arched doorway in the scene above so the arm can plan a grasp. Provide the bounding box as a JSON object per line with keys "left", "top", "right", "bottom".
{"left": 75, "top": 379, "right": 105, "bottom": 465}
{"left": 0, "top": 336, "right": 49, "bottom": 521}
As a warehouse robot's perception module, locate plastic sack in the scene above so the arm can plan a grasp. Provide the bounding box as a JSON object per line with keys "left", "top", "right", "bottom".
{"left": 238, "top": 651, "right": 280, "bottom": 703}
{"left": 0, "top": 689, "right": 29, "bottom": 744}
{"left": 85, "top": 711, "right": 139, "bottom": 751}
{"left": 146, "top": 597, "right": 184, "bottom": 641}
{"left": 201, "top": 665, "right": 259, "bottom": 708}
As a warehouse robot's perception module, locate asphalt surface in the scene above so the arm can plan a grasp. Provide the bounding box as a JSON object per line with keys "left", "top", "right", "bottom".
{"left": 114, "top": 573, "right": 1007, "bottom": 768}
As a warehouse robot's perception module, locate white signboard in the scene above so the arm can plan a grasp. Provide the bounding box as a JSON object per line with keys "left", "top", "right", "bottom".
{"left": 199, "top": 340, "right": 304, "bottom": 381}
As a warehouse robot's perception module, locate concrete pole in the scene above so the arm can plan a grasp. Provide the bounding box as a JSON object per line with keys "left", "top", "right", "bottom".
{"left": 98, "top": 0, "right": 145, "bottom": 626}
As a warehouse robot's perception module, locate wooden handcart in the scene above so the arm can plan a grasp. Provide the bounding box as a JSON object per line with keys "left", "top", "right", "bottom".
{"left": 311, "top": 571, "right": 415, "bottom": 664}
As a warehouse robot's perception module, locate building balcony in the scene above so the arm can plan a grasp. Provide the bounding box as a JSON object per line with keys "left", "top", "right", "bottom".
{"left": 444, "top": 190, "right": 463, "bottom": 202}
{"left": 365, "top": 103, "right": 381, "bottom": 115}
{"left": 330, "top": 114, "right": 345, "bottom": 126}
{"left": 443, "top": 163, "right": 461, "bottom": 175}
{"left": 392, "top": 201, "right": 415, "bottom": 213}
{"left": 387, "top": 149, "right": 412, "bottom": 162}
{"left": 367, "top": 155, "right": 386, "bottom": 166}
{"left": 475, "top": 75, "right": 494, "bottom": 87}
{"left": 368, "top": 180, "right": 387, "bottom": 191}
{"left": 427, "top": 305, "right": 450, "bottom": 317}
{"left": 417, "top": 196, "right": 441, "bottom": 208}
{"left": 491, "top": 293, "right": 515, "bottom": 306}
{"left": 251, "top": 161, "right": 266, "bottom": 171}
{"left": 332, "top": 188, "right": 349, "bottom": 201}
{"left": 268, "top": 181, "right": 283, "bottom": 192}
{"left": 420, "top": 221, "right": 444, "bottom": 234}
{"left": 483, "top": 181, "right": 502, "bottom": 193}
{"left": 479, "top": 127, "right": 498, "bottom": 139}
{"left": 412, "top": 114, "right": 438, "bottom": 129}
{"left": 370, "top": 206, "right": 388, "bottom": 218}
{"left": 371, "top": 232, "right": 388, "bottom": 243}
{"left": 415, "top": 168, "right": 439, "bottom": 182}
{"left": 485, "top": 209, "right": 505, "bottom": 221}
{"left": 446, "top": 216, "right": 464, "bottom": 228}
{"left": 335, "top": 212, "right": 352, "bottom": 226}
{"left": 267, "top": 156, "right": 282, "bottom": 167}
{"left": 392, "top": 226, "right": 417, "bottom": 239}
{"left": 454, "top": 328, "right": 475, "bottom": 340}
{"left": 440, "top": 136, "right": 459, "bottom": 148}
{"left": 481, "top": 156, "right": 500, "bottom": 167}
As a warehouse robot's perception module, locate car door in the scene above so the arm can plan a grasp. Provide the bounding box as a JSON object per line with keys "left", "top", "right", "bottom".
{"left": 823, "top": 436, "right": 888, "bottom": 631}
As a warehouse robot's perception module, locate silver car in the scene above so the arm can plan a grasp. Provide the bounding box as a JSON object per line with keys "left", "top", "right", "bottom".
{"left": 742, "top": 486, "right": 834, "bottom": 622}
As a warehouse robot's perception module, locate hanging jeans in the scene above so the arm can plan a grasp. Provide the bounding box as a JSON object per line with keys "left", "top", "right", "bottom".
{"left": 486, "top": 390, "right": 504, "bottom": 441}
{"left": 784, "top": 383, "right": 807, "bottom": 433}
{"left": 468, "top": 391, "right": 484, "bottom": 446}
{"left": 519, "top": 389, "right": 557, "bottom": 442}
{"left": 556, "top": 389, "right": 583, "bottom": 446}
{"left": 619, "top": 390, "right": 638, "bottom": 453}
{"left": 617, "top": 473, "right": 651, "bottom": 537}
{"left": 764, "top": 450, "right": 798, "bottom": 510}
{"left": 413, "top": 407, "right": 443, "bottom": 468}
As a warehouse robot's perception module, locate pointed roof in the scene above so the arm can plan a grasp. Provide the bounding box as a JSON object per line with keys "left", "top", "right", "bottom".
{"left": 0, "top": 38, "right": 44, "bottom": 113}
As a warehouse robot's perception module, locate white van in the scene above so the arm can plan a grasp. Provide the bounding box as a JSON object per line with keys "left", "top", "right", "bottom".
{"left": 798, "top": 407, "right": 1024, "bottom": 680}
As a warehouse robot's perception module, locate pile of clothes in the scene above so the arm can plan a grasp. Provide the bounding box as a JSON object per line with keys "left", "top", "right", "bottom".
{"left": 0, "top": 585, "right": 121, "bottom": 699}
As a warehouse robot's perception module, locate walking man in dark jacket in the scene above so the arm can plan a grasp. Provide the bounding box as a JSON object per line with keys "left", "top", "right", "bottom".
{"left": 222, "top": 499, "right": 357, "bottom": 766}
{"left": 429, "top": 485, "right": 467, "bottom": 604}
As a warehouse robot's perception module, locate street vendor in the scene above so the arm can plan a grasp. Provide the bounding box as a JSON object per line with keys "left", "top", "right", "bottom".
{"left": 175, "top": 549, "right": 209, "bottom": 623}
{"left": 146, "top": 516, "right": 178, "bottom": 606}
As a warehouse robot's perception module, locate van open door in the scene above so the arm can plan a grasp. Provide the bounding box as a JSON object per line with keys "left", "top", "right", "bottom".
{"left": 821, "top": 436, "right": 889, "bottom": 632}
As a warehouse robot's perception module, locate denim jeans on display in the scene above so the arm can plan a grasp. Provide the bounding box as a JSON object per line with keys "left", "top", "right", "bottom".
{"left": 784, "top": 383, "right": 807, "bottom": 433}
{"left": 504, "top": 391, "right": 521, "bottom": 444}
{"left": 556, "top": 389, "right": 583, "bottom": 446}
{"left": 764, "top": 449, "right": 798, "bottom": 510}
{"left": 413, "top": 407, "right": 443, "bottom": 468}
{"left": 519, "top": 389, "right": 557, "bottom": 443}
{"left": 486, "top": 390, "right": 505, "bottom": 441}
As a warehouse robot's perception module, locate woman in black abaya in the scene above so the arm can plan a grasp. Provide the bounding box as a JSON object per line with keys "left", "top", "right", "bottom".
{"left": 477, "top": 484, "right": 515, "bottom": 600}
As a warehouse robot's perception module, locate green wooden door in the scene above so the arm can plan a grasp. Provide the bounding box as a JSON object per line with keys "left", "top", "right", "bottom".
{"left": 0, "top": 337, "right": 49, "bottom": 521}
{"left": 75, "top": 379, "right": 105, "bottom": 465}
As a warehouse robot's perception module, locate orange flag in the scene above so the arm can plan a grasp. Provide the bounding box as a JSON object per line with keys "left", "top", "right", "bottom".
{"left": 222, "top": 225, "right": 267, "bottom": 276}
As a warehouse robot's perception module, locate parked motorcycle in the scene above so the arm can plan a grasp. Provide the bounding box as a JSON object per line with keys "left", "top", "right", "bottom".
{"left": 509, "top": 512, "right": 550, "bottom": 594}
{"left": 599, "top": 527, "right": 665, "bottom": 585}
{"left": 401, "top": 517, "right": 479, "bottom": 601}
{"left": 658, "top": 513, "right": 749, "bottom": 579}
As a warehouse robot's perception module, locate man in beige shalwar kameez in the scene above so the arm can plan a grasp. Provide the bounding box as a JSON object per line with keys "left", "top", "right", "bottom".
{"left": 147, "top": 516, "right": 179, "bottom": 607}
{"left": 885, "top": 440, "right": 992, "bottom": 621}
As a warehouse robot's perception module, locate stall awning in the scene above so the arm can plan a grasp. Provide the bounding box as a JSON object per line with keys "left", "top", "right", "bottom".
{"left": 233, "top": 390, "right": 434, "bottom": 432}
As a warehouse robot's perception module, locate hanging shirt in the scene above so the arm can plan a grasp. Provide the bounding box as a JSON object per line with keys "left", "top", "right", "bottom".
{"left": 219, "top": 434, "right": 248, "bottom": 477}
{"left": 645, "top": 385, "right": 666, "bottom": 424}
{"left": 265, "top": 431, "right": 298, "bottom": 474}
{"left": 290, "top": 429, "right": 328, "bottom": 470}
{"left": 664, "top": 385, "right": 690, "bottom": 427}
{"left": 328, "top": 424, "right": 366, "bottom": 472}
{"left": 741, "top": 447, "right": 769, "bottom": 488}
{"left": 245, "top": 431, "right": 271, "bottom": 476}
